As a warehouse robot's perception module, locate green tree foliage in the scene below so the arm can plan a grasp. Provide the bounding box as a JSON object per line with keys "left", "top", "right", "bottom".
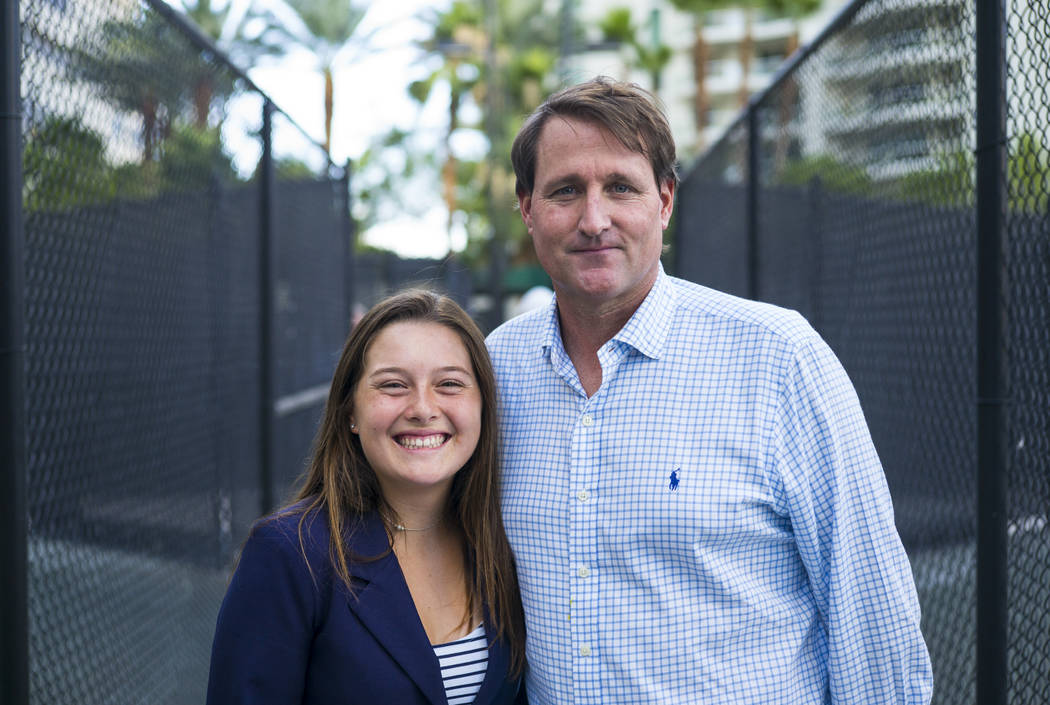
{"left": 64, "top": 4, "right": 240, "bottom": 173}
{"left": 599, "top": 7, "right": 635, "bottom": 44}
{"left": 23, "top": 116, "right": 240, "bottom": 211}
{"left": 156, "top": 124, "right": 238, "bottom": 189}
{"left": 1008, "top": 132, "right": 1050, "bottom": 213}
{"left": 898, "top": 151, "right": 973, "bottom": 208}
{"left": 899, "top": 133, "right": 1050, "bottom": 213}
{"left": 776, "top": 154, "right": 873, "bottom": 195}
{"left": 22, "top": 117, "right": 116, "bottom": 211}
{"left": 409, "top": 1, "right": 485, "bottom": 237}
{"left": 170, "top": 0, "right": 259, "bottom": 126}
{"left": 596, "top": 7, "right": 673, "bottom": 91}
{"left": 400, "top": 0, "right": 559, "bottom": 267}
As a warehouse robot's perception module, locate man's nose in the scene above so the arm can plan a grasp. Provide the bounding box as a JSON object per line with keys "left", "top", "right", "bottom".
{"left": 578, "top": 191, "right": 611, "bottom": 237}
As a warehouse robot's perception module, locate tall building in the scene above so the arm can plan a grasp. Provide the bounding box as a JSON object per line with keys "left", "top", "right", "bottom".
{"left": 564, "top": 0, "right": 849, "bottom": 161}
{"left": 815, "top": 0, "right": 972, "bottom": 180}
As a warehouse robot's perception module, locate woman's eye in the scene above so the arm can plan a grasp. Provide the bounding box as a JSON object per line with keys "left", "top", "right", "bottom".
{"left": 439, "top": 380, "right": 465, "bottom": 389}
{"left": 379, "top": 381, "right": 407, "bottom": 390}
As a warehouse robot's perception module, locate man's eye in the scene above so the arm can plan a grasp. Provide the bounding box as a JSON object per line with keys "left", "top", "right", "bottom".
{"left": 552, "top": 185, "right": 577, "bottom": 196}
{"left": 611, "top": 183, "right": 633, "bottom": 194}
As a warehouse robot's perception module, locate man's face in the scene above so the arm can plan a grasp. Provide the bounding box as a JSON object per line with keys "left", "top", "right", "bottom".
{"left": 519, "top": 116, "right": 675, "bottom": 313}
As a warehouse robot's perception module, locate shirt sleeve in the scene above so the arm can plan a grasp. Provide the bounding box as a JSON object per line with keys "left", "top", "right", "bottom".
{"left": 775, "top": 332, "right": 933, "bottom": 705}
{"left": 206, "top": 520, "right": 321, "bottom": 705}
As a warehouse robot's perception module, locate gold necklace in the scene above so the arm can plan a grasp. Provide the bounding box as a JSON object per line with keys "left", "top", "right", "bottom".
{"left": 383, "top": 512, "right": 442, "bottom": 532}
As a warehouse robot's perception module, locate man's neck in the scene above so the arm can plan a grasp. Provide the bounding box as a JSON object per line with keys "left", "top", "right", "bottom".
{"left": 555, "top": 290, "right": 648, "bottom": 397}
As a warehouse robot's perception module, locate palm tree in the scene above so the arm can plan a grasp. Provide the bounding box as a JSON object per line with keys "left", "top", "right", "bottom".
{"left": 409, "top": 1, "right": 485, "bottom": 242}
{"left": 246, "top": 0, "right": 374, "bottom": 154}
{"left": 172, "top": 0, "right": 239, "bottom": 127}
{"left": 403, "top": 0, "right": 558, "bottom": 262}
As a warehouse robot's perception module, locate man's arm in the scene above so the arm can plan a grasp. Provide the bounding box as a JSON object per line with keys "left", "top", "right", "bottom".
{"left": 777, "top": 332, "right": 933, "bottom": 704}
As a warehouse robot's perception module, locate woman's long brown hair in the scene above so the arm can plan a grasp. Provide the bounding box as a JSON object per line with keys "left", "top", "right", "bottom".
{"left": 280, "top": 289, "right": 525, "bottom": 676}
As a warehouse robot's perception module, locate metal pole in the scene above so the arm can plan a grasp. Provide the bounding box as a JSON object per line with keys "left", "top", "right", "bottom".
{"left": 975, "top": 0, "right": 1008, "bottom": 703}
{"left": 746, "top": 107, "right": 760, "bottom": 301}
{"left": 558, "top": 0, "right": 575, "bottom": 83}
{"left": 1, "top": 0, "right": 29, "bottom": 700}
{"left": 808, "top": 176, "right": 823, "bottom": 331}
{"left": 342, "top": 160, "right": 355, "bottom": 326}
{"left": 259, "top": 100, "right": 275, "bottom": 514}
{"left": 483, "top": 0, "right": 505, "bottom": 332}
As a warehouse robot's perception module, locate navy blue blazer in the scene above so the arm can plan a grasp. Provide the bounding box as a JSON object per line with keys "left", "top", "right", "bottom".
{"left": 206, "top": 509, "right": 523, "bottom": 704}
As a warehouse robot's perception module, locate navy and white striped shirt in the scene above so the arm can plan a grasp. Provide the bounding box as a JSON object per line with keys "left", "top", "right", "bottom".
{"left": 433, "top": 623, "right": 488, "bottom": 705}
{"left": 487, "top": 267, "right": 932, "bottom": 704}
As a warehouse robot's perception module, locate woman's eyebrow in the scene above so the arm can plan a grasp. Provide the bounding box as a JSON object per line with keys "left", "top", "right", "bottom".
{"left": 368, "top": 365, "right": 472, "bottom": 377}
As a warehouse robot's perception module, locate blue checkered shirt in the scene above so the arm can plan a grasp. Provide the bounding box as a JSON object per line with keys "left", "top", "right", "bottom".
{"left": 486, "top": 268, "right": 932, "bottom": 704}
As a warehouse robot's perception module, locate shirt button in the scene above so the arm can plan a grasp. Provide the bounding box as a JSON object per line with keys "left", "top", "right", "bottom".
{"left": 581, "top": 413, "right": 594, "bottom": 427}
{"left": 579, "top": 644, "right": 592, "bottom": 657}
{"left": 577, "top": 565, "right": 591, "bottom": 578}
{"left": 576, "top": 489, "right": 590, "bottom": 502}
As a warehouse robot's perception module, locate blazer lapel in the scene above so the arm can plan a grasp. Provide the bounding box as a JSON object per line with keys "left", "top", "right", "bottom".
{"left": 343, "top": 516, "right": 446, "bottom": 705}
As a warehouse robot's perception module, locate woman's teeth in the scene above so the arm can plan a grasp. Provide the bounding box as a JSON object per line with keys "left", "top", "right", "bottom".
{"left": 397, "top": 434, "right": 446, "bottom": 449}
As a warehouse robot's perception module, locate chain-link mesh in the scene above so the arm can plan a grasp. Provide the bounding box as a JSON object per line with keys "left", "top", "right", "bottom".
{"left": 673, "top": 0, "right": 1049, "bottom": 703}
{"left": 17, "top": 0, "right": 350, "bottom": 701}
{"left": 1004, "top": 1, "right": 1050, "bottom": 703}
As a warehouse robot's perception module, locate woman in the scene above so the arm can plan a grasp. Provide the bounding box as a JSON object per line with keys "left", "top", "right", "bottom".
{"left": 207, "top": 290, "right": 526, "bottom": 704}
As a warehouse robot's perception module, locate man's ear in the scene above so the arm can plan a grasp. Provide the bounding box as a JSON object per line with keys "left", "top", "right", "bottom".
{"left": 518, "top": 190, "right": 534, "bottom": 235}
{"left": 659, "top": 178, "right": 676, "bottom": 229}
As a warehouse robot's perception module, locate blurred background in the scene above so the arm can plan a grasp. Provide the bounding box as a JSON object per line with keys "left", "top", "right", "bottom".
{"left": 2, "top": 0, "right": 1048, "bottom": 703}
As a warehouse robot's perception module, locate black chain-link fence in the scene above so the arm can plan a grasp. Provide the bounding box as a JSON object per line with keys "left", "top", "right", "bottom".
{"left": 672, "top": 0, "right": 1048, "bottom": 703}
{"left": 1, "top": 0, "right": 478, "bottom": 702}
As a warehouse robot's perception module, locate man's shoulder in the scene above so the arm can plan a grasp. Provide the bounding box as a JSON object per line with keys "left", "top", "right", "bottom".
{"left": 667, "top": 276, "right": 816, "bottom": 347}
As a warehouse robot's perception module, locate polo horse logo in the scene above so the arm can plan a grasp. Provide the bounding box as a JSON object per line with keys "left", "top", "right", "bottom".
{"left": 669, "top": 467, "right": 680, "bottom": 491}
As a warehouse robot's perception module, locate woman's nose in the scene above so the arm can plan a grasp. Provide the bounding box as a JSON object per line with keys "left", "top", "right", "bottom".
{"left": 405, "top": 387, "right": 439, "bottom": 421}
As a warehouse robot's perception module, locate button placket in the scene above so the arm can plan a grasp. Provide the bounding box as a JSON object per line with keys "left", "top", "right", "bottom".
{"left": 569, "top": 402, "right": 600, "bottom": 691}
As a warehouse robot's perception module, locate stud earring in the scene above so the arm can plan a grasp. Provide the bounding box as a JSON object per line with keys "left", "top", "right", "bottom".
{"left": 350, "top": 423, "right": 357, "bottom": 432}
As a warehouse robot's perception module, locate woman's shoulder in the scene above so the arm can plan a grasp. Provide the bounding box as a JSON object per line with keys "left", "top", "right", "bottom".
{"left": 247, "top": 502, "right": 331, "bottom": 559}
{"left": 247, "top": 504, "right": 390, "bottom": 560}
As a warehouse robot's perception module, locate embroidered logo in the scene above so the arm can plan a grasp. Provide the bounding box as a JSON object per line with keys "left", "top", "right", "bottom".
{"left": 669, "top": 466, "right": 680, "bottom": 491}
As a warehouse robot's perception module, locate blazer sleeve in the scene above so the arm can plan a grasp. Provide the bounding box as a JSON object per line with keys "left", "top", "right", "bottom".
{"left": 206, "top": 520, "right": 323, "bottom": 705}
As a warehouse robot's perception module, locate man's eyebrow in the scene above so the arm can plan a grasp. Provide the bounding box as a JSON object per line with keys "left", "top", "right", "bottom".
{"left": 541, "top": 171, "right": 642, "bottom": 187}
{"left": 539, "top": 173, "right": 579, "bottom": 187}
{"left": 605, "top": 171, "right": 643, "bottom": 183}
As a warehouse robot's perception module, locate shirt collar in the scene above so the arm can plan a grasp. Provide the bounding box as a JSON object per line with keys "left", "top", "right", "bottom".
{"left": 540, "top": 263, "right": 676, "bottom": 361}
{"left": 611, "top": 264, "right": 675, "bottom": 360}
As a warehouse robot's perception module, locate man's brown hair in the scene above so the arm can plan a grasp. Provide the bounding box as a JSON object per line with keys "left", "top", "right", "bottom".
{"left": 511, "top": 76, "right": 679, "bottom": 196}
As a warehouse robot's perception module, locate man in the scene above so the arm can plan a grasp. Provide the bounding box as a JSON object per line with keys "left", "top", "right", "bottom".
{"left": 486, "top": 77, "right": 932, "bottom": 704}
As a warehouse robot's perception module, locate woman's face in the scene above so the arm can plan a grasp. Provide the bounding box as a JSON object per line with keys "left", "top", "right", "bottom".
{"left": 350, "top": 320, "right": 482, "bottom": 502}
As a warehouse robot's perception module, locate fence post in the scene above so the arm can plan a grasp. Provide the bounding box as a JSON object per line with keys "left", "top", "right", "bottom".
{"left": 746, "top": 106, "right": 760, "bottom": 301}
{"left": 808, "top": 176, "right": 823, "bottom": 331}
{"left": 975, "top": 0, "right": 1008, "bottom": 703}
{"left": 342, "top": 160, "right": 355, "bottom": 326}
{"left": 259, "top": 100, "right": 275, "bottom": 515}
{"left": 1, "top": 0, "right": 28, "bottom": 702}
